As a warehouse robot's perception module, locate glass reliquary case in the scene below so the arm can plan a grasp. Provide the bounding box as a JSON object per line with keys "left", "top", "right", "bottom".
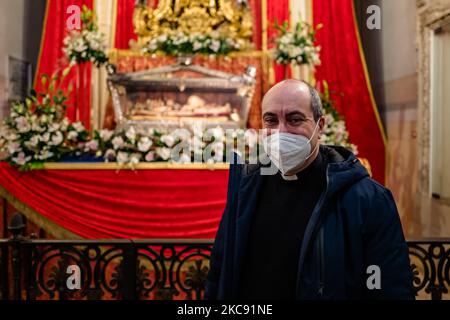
{"left": 106, "top": 58, "right": 256, "bottom": 131}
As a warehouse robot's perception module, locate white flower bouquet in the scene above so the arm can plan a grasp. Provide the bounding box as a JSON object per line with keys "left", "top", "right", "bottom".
{"left": 63, "top": 5, "right": 108, "bottom": 67}
{"left": 142, "top": 31, "right": 248, "bottom": 56}
{"left": 0, "top": 70, "right": 90, "bottom": 170}
{"left": 273, "top": 19, "right": 322, "bottom": 67}
{"left": 85, "top": 126, "right": 254, "bottom": 168}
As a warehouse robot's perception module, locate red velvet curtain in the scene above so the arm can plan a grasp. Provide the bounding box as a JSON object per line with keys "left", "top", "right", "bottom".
{"left": 75, "top": 62, "right": 92, "bottom": 131}
{"left": 249, "top": 0, "right": 262, "bottom": 50}
{"left": 114, "top": 0, "right": 161, "bottom": 49}
{"left": 312, "top": 0, "right": 386, "bottom": 183}
{"left": 0, "top": 163, "right": 228, "bottom": 239}
{"left": 267, "top": 0, "right": 291, "bottom": 82}
{"left": 35, "top": 0, "right": 93, "bottom": 130}
{"left": 114, "top": 0, "right": 138, "bottom": 49}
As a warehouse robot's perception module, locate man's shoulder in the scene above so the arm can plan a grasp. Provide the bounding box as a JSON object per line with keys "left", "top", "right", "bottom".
{"left": 339, "top": 176, "right": 395, "bottom": 216}
{"left": 337, "top": 176, "right": 400, "bottom": 232}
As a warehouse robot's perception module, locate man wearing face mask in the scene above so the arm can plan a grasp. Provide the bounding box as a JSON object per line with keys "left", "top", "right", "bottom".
{"left": 205, "top": 79, "right": 414, "bottom": 300}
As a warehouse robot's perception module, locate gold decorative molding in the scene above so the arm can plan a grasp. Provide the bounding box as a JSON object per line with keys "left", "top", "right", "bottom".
{"left": 416, "top": 0, "right": 450, "bottom": 194}
{"left": 133, "top": 0, "right": 253, "bottom": 47}
{"left": 4, "top": 158, "right": 372, "bottom": 172}
{"left": 40, "top": 162, "right": 230, "bottom": 170}
{"left": 5, "top": 158, "right": 372, "bottom": 173}
{"left": 108, "top": 47, "right": 269, "bottom": 61}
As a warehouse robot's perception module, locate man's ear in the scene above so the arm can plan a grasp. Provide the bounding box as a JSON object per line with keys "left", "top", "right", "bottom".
{"left": 318, "top": 116, "right": 325, "bottom": 136}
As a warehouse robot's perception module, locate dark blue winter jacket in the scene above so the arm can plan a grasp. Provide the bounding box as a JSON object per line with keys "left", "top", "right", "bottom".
{"left": 205, "top": 145, "right": 414, "bottom": 300}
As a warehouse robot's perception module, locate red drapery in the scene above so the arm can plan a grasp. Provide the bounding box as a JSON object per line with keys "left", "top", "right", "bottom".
{"left": 35, "top": 0, "right": 93, "bottom": 130}
{"left": 114, "top": 0, "right": 139, "bottom": 49}
{"left": 249, "top": 0, "right": 262, "bottom": 50}
{"left": 312, "top": 0, "right": 386, "bottom": 183}
{"left": 267, "top": 0, "right": 291, "bottom": 82}
{"left": 114, "top": 0, "right": 161, "bottom": 49}
{"left": 74, "top": 62, "right": 92, "bottom": 130}
{"left": 0, "top": 163, "right": 228, "bottom": 239}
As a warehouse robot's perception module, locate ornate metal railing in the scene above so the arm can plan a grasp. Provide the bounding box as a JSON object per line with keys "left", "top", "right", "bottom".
{"left": 0, "top": 215, "right": 449, "bottom": 300}
{"left": 407, "top": 239, "right": 450, "bottom": 300}
{"left": 2, "top": 238, "right": 212, "bottom": 300}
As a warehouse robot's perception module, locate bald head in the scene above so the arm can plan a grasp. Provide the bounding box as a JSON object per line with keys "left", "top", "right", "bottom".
{"left": 262, "top": 79, "right": 323, "bottom": 122}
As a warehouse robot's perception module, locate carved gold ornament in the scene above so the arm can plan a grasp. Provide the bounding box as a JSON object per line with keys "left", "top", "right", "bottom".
{"left": 133, "top": 0, "right": 253, "bottom": 48}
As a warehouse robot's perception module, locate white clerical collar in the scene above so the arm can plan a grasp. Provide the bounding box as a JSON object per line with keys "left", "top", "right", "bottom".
{"left": 280, "top": 173, "right": 298, "bottom": 181}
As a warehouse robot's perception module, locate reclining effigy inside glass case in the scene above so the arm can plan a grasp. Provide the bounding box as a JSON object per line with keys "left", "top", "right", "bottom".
{"left": 107, "top": 58, "right": 256, "bottom": 132}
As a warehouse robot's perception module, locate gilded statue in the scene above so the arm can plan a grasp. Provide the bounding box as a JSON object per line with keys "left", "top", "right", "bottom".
{"left": 133, "top": 0, "right": 253, "bottom": 47}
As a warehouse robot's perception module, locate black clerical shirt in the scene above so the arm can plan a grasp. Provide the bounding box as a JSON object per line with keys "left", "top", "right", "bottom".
{"left": 238, "top": 151, "right": 327, "bottom": 299}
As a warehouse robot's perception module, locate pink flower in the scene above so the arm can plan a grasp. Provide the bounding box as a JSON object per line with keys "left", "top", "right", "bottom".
{"left": 112, "top": 136, "right": 124, "bottom": 150}
{"left": 85, "top": 139, "right": 99, "bottom": 152}
{"left": 145, "top": 151, "right": 155, "bottom": 162}
{"left": 15, "top": 117, "right": 30, "bottom": 133}
{"left": 138, "top": 136, "right": 152, "bottom": 152}
{"left": 12, "top": 152, "right": 31, "bottom": 165}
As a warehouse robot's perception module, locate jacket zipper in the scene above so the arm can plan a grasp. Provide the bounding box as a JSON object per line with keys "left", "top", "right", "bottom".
{"left": 316, "top": 159, "right": 358, "bottom": 297}
{"left": 317, "top": 226, "right": 325, "bottom": 297}
{"left": 296, "top": 166, "right": 330, "bottom": 298}
{"left": 297, "top": 156, "right": 358, "bottom": 298}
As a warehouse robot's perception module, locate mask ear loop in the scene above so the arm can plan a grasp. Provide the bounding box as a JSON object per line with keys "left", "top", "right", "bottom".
{"left": 289, "top": 119, "right": 321, "bottom": 174}
{"left": 305, "top": 138, "right": 320, "bottom": 161}
{"left": 306, "top": 119, "right": 321, "bottom": 144}
{"left": 305, "top": 119, "right": 322, "bottom": 160}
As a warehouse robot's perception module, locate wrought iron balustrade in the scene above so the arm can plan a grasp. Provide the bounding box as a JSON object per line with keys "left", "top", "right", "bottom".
{"left": 0, "top": 215, "right": 449, "bottom": 300}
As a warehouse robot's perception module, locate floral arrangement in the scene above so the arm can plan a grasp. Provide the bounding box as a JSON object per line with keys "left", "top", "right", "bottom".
{"left": 83, "top": 126, "right": 258, "bottom": 167}
{"left": 63, "top": 5, "right": 108, "bottom": 67}
{"left": 1, "top": 120, "right": 257, "bottom": 171}
{"left": 318, "top": 81, "right": 358, "bottom": 154}
{"left": 142, "top": 31, "right": 248, "bottom": 57}
{"left": 93, "top": 127, "right": 210, "bottom": 165}
{"left": 273, "top": 19, "right": 322, "bottom": 66}
{"left": 0, "top": 69, "right": 90, "bottom": 170}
